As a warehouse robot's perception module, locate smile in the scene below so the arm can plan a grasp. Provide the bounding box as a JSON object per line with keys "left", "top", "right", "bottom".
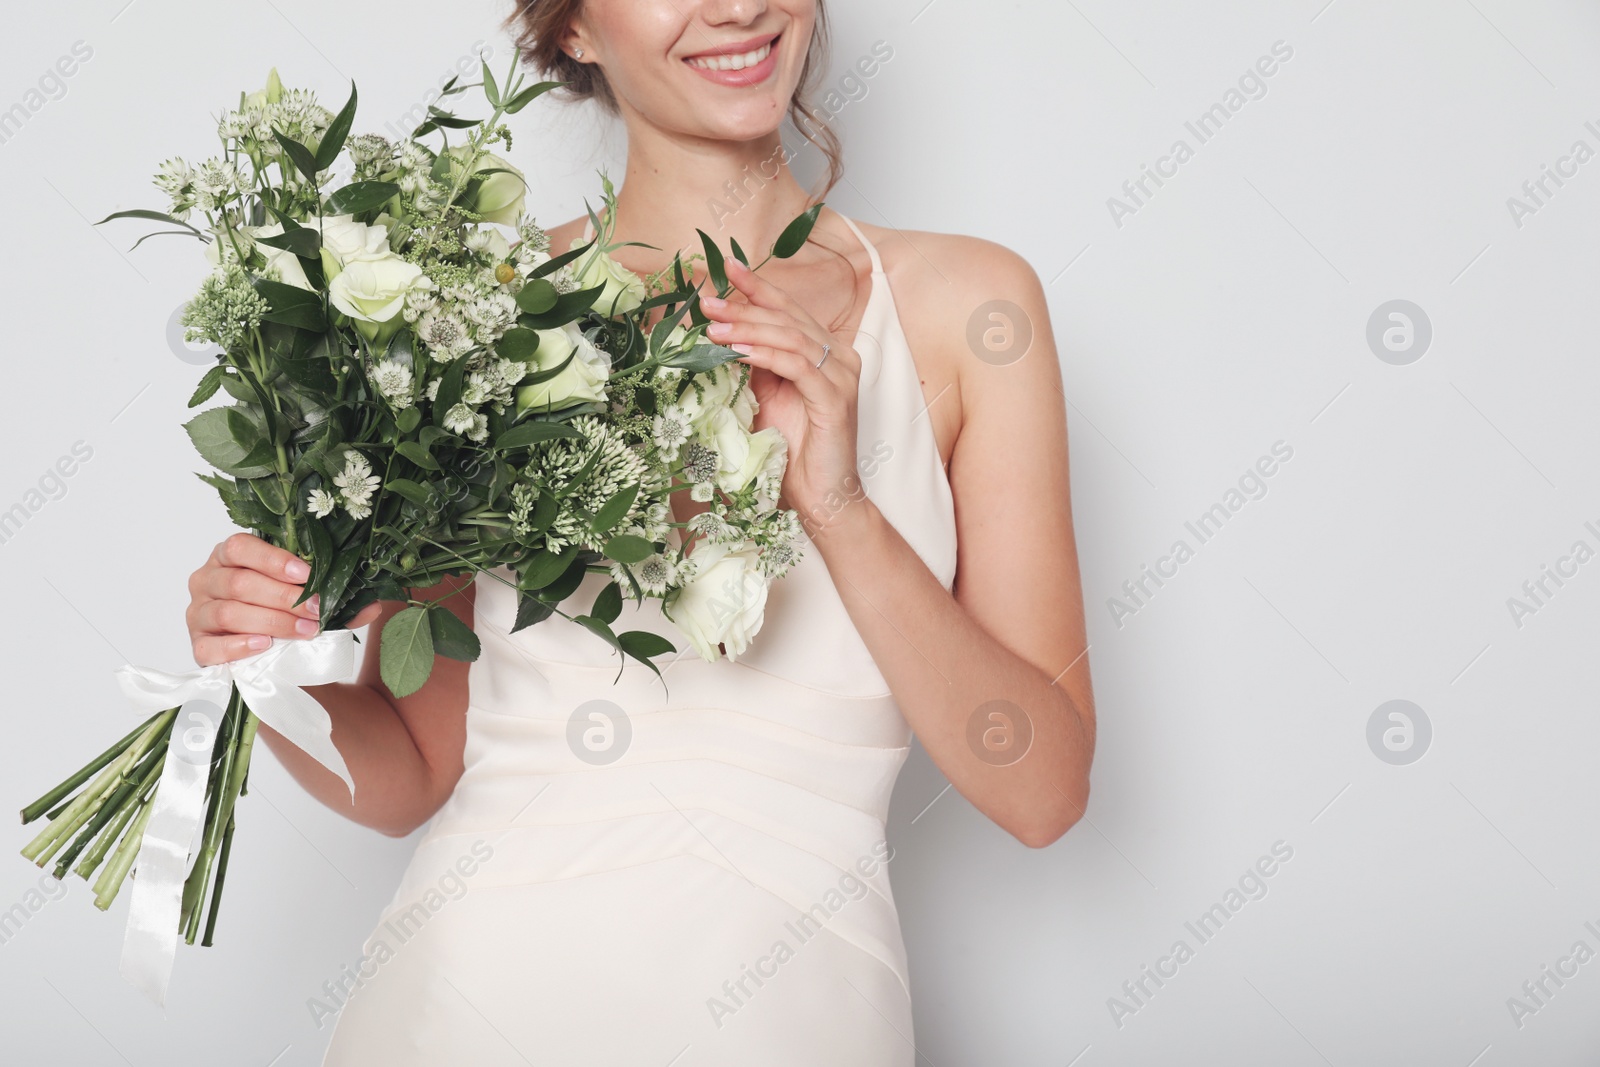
{"left": 683, "top": 33, "right": 780, "bottom": 85}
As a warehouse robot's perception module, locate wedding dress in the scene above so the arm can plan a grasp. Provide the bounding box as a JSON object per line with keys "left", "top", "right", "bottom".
{"left": 321, "top": 214, "right": 957, "bottom": 1066}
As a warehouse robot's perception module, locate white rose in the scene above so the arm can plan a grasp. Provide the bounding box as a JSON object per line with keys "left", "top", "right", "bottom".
{"left": 449, "top": 148, "right": 527, "bottom": 226}
{"left": 328, "top": 252, "right": 424, "bottom": 343}
{"left": 568, "top": 239, "right": 647, "bottom": 315}
{"left": 319, "top": 213, "right": 392, "bottom": 279}
{"left": 514, "top": 322, "right": 609, "bottom": 412}
{"left": 699, "top": 409, "right": 785, "bottom": 494}
{"left": 666, "top": 541, "right": 769, "bottom": 662}
{"left": 678, "top": 362, "right": 752, "bottom": 433}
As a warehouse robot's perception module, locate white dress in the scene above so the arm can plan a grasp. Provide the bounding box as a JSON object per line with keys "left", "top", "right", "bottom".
{"left": 321, "top": 215, "right": 958, "bottom": 1066}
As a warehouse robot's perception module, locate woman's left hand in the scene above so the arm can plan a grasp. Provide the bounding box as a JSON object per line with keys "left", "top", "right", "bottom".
{"left": 701, "top": 256, "right": 861, "bottom": 528}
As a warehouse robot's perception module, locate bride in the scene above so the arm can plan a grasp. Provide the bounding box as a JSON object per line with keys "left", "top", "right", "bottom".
{"left": 183, "top": 0, "right": 1095, "bottom": 1062}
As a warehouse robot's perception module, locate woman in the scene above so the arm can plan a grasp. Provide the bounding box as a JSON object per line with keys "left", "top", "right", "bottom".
{"left": 184, "top": 1, "right": 1095, "bottom": 1062}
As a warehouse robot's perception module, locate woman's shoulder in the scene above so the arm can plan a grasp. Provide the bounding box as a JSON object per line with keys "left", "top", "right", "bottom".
{"left": 852, "top": 218, "right": 1047, "bottom": 337}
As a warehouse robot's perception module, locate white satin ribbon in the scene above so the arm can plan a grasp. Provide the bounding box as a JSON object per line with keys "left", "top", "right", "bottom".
{"left": 112, "top": 629, "right": 358, "bottom": 1005}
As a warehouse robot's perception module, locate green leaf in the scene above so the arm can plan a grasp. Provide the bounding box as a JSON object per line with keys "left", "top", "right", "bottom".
{"left": 496, "top": 326, "right": 541, "bottom": 360}
{"left": 251, "top": 275, "right": 326, "bottom": 331}
{"left": 574, "top": 615, "right": 620, "bottom": 649}
{"left": 433, "top": 357, "right": 470, "bottom": 419}
{"left": 591, "top": 484, "right": 638, "bottom": 535}
{"left": 394, "top": 440, "right": 440, "bottom": 470}
{"left": 301, "top": 517, "right": 333, "bottom": 607}
{"left": 496, "top": 420, "right": 584, "bottom": 450}
{"left": 321, "top": 545, "right": 366, "bottom": 623}
{"left": 538, "top": 552, "right": 590, "bottom": 603}
{"left": 396, "top": 406, "right": 422, "bottom": 433}
{"left": 519, "top": 545, "right": 578, "bottom": 591}
{"left": 184, "top": 407, "right": 275, "bottom": 478}
{"left": 697, "top": 229, "right": 728, "bottom": 295}
{"left": 517, "top": 282, "right": 607, "bottom": 330}
{"left": 380, "top": 606, "right": 435, "bottom": 698}
{"left": 591, "top": 581, "right": 622, "bottom": 625}
{"left": 188, "top": 365, "right": 226, "bottom": 407}
{"left": 531, "top": 239, "right": 595, "bottom": 279}
{"left": 428, "top": 603, "right": 481, "bottom": 662}
{"left": 503, "top": 80, "right": 562, "bottom": 114}
{"left": 514, "top": 279, "right": 558, "bottom": 315}
{"left": 510, "top": 592, "right": 554, "bottom": 633}
{"left": 385, "top": 478, "right": 435, "bottom": 508}
{"left": 662, "top": 342, "right": 742, "bottom": 373}
{"left": 96, "top": 208, "right": 204, "bottom": 236}
{"left": 315, "top": 82, "right": 359, "bottom": 172}
{"left": 729, "top": 236, "right": 749, "bottom": 267}
{"left": 480, "top": 59, "right": 500, "bottom": 107}
{"left": 249, "top": 476, "right": 289, "bottom": 515}
{"left": 771, "top": 203, "right": 823, "bottom": 259}
{"left": 619, "top": 630, "right": 675, "bottom": 660}
{"left": 255, "top": 225, "right": 320, "bottom": 259}
{"left": 602, "top": 534, "right": 654, "bottom": 564}
{"left": 324, "top": 181, "right": 400, "bottom": 217}
{"left": 273, "top": 131, "right": 321, "bottom": 181}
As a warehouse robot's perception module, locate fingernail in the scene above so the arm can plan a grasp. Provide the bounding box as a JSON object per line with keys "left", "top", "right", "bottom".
{"left": 247, "top": 634, "right": 271, "bottom": 650}
{"left": 707, "top": 321, "right": 731, "bottom": 337}
{"left": 296, "top": 618, "right": 320, "bottom": 636}
{"left": 701, "top": 295, "right": 726, "bottom": 309}
{"left": 731, "top": 343, "right": 754, "bottom": 354}
{"left": 286, "top": 558, "right": 311, "bottom": 581}
{"left": 305, "top": 594, "right": 321, "bottom": 615}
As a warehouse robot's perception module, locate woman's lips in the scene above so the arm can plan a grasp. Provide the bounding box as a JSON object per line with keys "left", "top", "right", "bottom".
{"left": 683, "top": 33, "right": 780, "bottom": 87}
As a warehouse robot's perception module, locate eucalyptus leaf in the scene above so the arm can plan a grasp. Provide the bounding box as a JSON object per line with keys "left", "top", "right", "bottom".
{"left": 495, "top": 420, "right": 584, "bottom": 450}
{"left": 602, "top": 534, "right": 654, "bottom": 564}
{"left": 315, "top": 83, "right": 359, "bottom": 172}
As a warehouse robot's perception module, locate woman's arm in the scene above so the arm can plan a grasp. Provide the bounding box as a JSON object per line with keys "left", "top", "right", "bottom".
{"left": 704, "top": 242, "right": 1094, "bottom": 848}
{"left": 187, "top": 533, "right": 474, "bottom": 837}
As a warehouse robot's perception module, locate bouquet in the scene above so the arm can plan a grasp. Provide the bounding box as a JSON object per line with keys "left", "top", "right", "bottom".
{"left": 18, "top": 54, "right": 819, "bottom": 1001}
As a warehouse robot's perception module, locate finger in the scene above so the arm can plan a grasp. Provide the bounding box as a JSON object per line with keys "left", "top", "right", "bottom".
{"left": 213, "top": 532, "right": 312, "bottom": 583}
{"left": 706, "top": 319, "right": 822, "bottom": 364}
{"left": 701, "top": 296, "right": 830, "bottom": 349}
{"left": 199, "top": 565, "right": 320, "bottom": 619}
{"left": 192, "top": 632, "right": 275, "bottom": 667}
{"left": 191, "top": 597, "right": 322, "bottom": 640}
{"left": 732, "top": 345, "right": 839, "bottom": 409}
{"left": 348, "top": 603, "right": 384, "bottom": 630}
{"left": 724, "top": 256, "right": 798, "bottom": 315}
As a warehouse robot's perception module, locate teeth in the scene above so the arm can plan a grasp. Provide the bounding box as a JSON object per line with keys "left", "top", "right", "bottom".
{"left": 688, "top": 42, "right": 772, "bottom": 72}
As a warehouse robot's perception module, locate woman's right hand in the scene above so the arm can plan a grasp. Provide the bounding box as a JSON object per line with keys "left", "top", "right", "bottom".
{"left": 186, "top": 532, "right": 383, "bottom": 666}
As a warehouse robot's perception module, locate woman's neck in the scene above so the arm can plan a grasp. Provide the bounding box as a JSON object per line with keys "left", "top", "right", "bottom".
{"left": 606, "top": 118, "right": 816, "bottom": 272}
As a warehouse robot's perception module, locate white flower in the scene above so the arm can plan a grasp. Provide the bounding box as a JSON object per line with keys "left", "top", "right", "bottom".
{"left": 635, "top": 552, "right": 678, "bottom": 595}
{"left": 701, "top": 411, "right": 785, "bottom": 495}
{"left": 652, "top": 404, "right": 692, "bottom": 453}
{"left": 514, "top": 323, "right": 609, "bottom": 413}
{"left": 372, "top": 361, "right": 414, "bottom": 408}
{"left": 666, "top": 540, "right": 769, "bottom": 662}
{"left": 448, "top": 148, "right": 527, "bottom": 225}
{"left": 465, "top": 227, "right": 512, "bottom": 262}
{"left": 567, "top": 239, "right": 647, "bottom": 315}
{"left": 307, "top": 487, "right": 338, "bottom": 518}
{"left": 318, "top": 214, "right": 392, "bottom": 279}
{"left": 679, "top": 362, "right": 754, "bottom": 435}
{"left": 333, "top": 449, "right": 380, "bottom": 517}
{"left": 329, "top": 253, "right": 425, "bottom": 344}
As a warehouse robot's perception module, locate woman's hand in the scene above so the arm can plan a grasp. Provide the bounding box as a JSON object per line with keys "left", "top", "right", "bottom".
{"left": 185, "top": 532, "right": 382, "bottom": 666}
{"left": 701, "top": 256, "right": 861, "bottom": 527}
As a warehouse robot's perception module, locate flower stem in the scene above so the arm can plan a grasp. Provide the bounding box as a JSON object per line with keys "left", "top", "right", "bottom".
{"left": 21, "top": 711, "right": 174, "bottom": 865}
{"left": 20, "top": 708, "right": 169, "bottom": 825}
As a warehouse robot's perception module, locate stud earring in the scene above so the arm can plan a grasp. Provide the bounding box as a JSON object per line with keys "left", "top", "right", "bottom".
{"left": 573, "top": 47, "right": 584, "bottom": 59}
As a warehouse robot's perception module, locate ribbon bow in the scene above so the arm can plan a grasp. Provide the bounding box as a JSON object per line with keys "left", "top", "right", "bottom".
{"left": 113, "top": 629, "right": 357, "bottom": 1005}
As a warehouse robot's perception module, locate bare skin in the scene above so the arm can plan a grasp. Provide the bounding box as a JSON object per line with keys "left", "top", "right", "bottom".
{"left": 186, "top": 0, "right": 1094, "bottom": 846}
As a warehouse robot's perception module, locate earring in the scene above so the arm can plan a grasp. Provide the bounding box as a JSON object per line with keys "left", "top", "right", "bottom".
{"left": 573, "top": 47, "right": 584, "bottom": 59}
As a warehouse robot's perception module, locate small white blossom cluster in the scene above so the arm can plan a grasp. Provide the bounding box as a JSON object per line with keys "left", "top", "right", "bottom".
{"left": 509, "top": 415, "right": 654, "bottom": 553}
{"left": 308, "top": 449, "right": 381, "bottom": 520}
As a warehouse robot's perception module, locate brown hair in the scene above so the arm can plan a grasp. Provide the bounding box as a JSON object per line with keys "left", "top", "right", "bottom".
{"left": 504, "top": 0, "right": 844, "bottom": 201}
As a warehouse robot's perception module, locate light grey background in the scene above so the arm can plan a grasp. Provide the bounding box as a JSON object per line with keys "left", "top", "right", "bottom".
{"left": 3, "top": 0, "right": 1598, "bottom": 1063}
